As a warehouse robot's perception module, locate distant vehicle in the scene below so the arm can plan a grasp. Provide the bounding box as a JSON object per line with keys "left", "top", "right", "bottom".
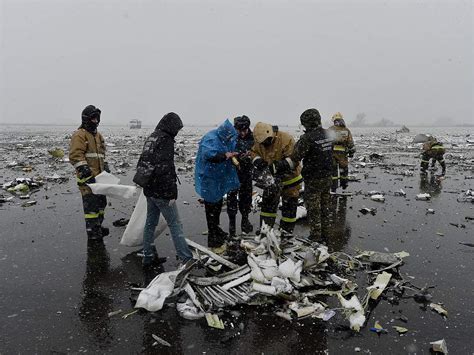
{"left": 129, "top": 119, "right": 142, "bottom": 129}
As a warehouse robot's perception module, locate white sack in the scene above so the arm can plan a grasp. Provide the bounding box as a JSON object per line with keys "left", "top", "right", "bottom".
{"left": 89, "top": 183, "right": 137, "bottom": 199}
{"left": 135, "top": 270, "right": 181, "bottom": 311}
{"left": 94, "top": 171, "right": 120, "bottom": 185}
{"left": 120, "top": 190, "right": 168, "bottom": 247}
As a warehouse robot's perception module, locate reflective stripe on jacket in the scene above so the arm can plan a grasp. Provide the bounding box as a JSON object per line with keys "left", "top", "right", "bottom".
{"left": 328, "top": 125, "right": 354, "bottom": 154}
{"left": 251, "top": 130, "right": 302, "bottom": 187}
{"left": 69, "top": 128, "right": 106, "bottom": 177}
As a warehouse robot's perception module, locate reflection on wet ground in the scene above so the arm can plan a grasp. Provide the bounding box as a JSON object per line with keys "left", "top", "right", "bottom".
{"left": 1, "top": 125, "right": 473, "bottom": 353}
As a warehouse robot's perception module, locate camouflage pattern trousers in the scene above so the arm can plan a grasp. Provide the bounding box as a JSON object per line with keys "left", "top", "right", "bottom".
{"left": 304, "top": 177, "right": 332, "bottom": 241}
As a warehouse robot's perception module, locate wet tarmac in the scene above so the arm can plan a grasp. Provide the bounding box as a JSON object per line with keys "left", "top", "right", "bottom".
{"left": 1, "top": 125, "right": 473, "bottom": 353}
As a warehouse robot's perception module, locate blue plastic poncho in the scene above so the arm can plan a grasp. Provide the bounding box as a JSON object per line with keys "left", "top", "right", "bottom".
{"left": 195, "top": 120, "right": 240, "bottom": 203}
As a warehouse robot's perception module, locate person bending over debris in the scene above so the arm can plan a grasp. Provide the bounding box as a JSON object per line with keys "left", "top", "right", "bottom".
{"left": 133, "top": 112, "right": 193, "bottom": 267}
{"left": 251, "top": 122, "right": 303, "bottom": 237}
{"left": 271, "top": 109, "right": 334, "bottom": 242}
{"left": 69, "top": 105, "right": 110, "bottom": 241}
{"left": 226, "top": 115, "right": 255, "bottom": 237}
{"left": 195, "top": 120, "right": 240, "bottom": 253}
{"left": 420, "top": 136, "right": 446, "bottom": 176}
{"left": 328, "top": 112, "right": 355, "bottom": 192}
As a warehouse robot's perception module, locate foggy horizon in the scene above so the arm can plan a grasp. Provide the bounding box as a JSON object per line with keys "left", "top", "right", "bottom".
{"left": 1, "top": 0, "right": 472, "bottom": 127}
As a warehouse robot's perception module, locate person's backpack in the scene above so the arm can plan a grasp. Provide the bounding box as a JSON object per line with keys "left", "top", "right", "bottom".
{"left": 132, "top": 160, "right": 155, "bottom": 188}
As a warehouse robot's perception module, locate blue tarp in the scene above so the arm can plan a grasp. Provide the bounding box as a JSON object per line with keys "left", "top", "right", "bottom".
{"left": 194, "top": 120, "right": 240, "bottom": 203}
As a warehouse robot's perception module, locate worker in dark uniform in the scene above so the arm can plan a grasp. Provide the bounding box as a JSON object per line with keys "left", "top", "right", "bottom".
{"left": 227, "top": 115, "right": 254, "bottom": 236}
{"left": 328, "top": 112, "right": 355, "bottom": 192}
{"left": 420, "top": 136, "right": 446, "bottom": 176}
{"left": 69, "top": 105, "right": 110, "bottom": 241}
{"left": 271, "top": 109, "right": 333, "bottom": 242}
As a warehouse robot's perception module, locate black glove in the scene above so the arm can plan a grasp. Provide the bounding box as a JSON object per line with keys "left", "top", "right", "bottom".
{"left": 348, "top": 149, "right": 355, "bottom": 158}
{"left": 77, "top": 165, "right": 95, "bottom": 184}
{"left": 253, "top": 157, "right": 268, "bottom": 171}
{"left": 269, "top": 159, "right": 291, "bottom": 176}
{"left": 104, "top": 162, "right": 111, "bottom": 173}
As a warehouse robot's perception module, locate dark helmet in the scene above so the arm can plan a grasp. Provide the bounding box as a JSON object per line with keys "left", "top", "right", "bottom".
{"left": 234, "top": 115, "right": 251, "bottom": 130}
{"left": 81, "top": 105, "right": 101, "bottom": 132}
{"left": 300, "top": 108, "right": 321, "bottom": 129}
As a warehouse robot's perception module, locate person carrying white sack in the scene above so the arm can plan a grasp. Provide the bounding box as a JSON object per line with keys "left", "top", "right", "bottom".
{"left": 133, "top": 112, "right": 193, "bottom": 267}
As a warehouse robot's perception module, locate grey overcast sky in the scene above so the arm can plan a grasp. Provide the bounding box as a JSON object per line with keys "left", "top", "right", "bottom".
{"left": 1, "top": 0, "right": 472, "bottom": 126}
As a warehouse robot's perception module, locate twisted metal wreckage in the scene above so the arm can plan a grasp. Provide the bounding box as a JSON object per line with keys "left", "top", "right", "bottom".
{"left": 132, "top": 223, "right": 447, "bottom": 332}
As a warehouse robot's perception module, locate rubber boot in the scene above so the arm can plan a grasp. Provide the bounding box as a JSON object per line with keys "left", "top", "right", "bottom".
{"left": 87, "top": 225, "right": 103, "bottom": 241}
{"left": 143, "top": 245, "right": 167, "bottom": 267}
{"left": 228, "top": 214, "right": 236, "bottom": 237}
{"left": 241, "top": 214, "right": 253, "bottom": 234}
{"left": 101, "top": 226, "right": 110, "bottom": 237}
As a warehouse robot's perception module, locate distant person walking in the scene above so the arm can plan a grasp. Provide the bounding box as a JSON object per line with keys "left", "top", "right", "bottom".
{"left": 420, "top": 136, "right": 446, "bottom": 176}
{"left": 133, "top": 112, "right": 193, "bottom": 267}
{"left": 195, "top": 120, "right": 240, "bottom": 253}
{"left": 69, "top": 105, "right": 109, "bottom": 241}
{"left": 328, "top": 112, "right": 355, "bottom": 192}
{"left": 227, "top": 116, "right": 255, "bottom": 236}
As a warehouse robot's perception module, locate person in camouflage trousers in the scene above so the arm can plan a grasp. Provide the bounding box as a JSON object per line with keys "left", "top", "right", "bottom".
{"left": 328, "top": 112, "right": 355, "bottom": 192}
{"left": 420, "top": 136, "right": 446, "bottom": 175}
{"left": 271, "top": 109, "right": 333, "bottom": 241}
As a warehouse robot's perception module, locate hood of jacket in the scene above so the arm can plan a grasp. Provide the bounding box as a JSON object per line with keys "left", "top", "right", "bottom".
{"left": 216, "top": 119, "right": 237, "bottom": 143}
{"left": 155, "top": 112, "right": 183, "bottom": 137}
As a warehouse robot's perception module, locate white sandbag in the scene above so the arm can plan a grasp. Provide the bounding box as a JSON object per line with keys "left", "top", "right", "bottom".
{"left": 120, "top": 190, "right": 167, "bottom": 247}
{"left": 89, "top": 183, "right": 137, "bottom": 199}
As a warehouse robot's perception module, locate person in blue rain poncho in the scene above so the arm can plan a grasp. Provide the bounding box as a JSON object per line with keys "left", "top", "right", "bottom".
{"left": 195, "top": 119, "right": 240, "bottom": 252}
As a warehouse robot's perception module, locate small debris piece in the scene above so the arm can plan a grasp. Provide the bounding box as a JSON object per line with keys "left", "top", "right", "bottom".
{"left": 369, "top": 321, "right": 388, "bottom": 334}
{"left": 459, "top": 242, "right": 474, "bottom": 247}
{"left": 112, "top": 218, "right": 129, "bottom": 227}
{"left": 426, "top": 208, "right": 435, "bottom": 214}
{"left": 48, "top": 148, "right": 65, "bottom": 158}
{"left": 152, "top": 334, "right": 171, "bottom": 347}
{"left": 370, "top": 194, "right": 385, "bottom": 202}
{"left": 430, "top": 339, "right": 448, "bottom": 354}
{"left": 416, "top": 193, "right": 431, "bottom": 201}
{"left": 107, "top": 309, "right": 123, "bottom": 317}
{"left": 430, "top": 303, "right": 448, "bottom": 317}
{"left": 367, "top": 272, "right": 392, "bottom": 300}
{"left": 205, "top": 313, "right": 225, "bottom": 329}
{"left": 21, "top": 201, "right": 37, "bottom": 207}
{"left": 393, "top": 326, "right": 408, "bottom": 334}
{"left": 122, "top": 309, "right": 139, "bottom": 319}
{"left": 359, "top": 207, "right": 377, "bottom": 215}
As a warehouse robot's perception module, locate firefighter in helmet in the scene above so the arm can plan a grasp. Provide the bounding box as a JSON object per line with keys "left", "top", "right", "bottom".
{"left": 328, "top": 112, "right": 355, "bottom": 192}
{"left": 69, "top": 105, "right": 110, "bottom": 241}
{"left": 251, "top": 122, "right": 302, "bottom": 236}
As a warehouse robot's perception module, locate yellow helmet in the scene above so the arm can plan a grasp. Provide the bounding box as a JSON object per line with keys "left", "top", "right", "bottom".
{"left": 332, "top": 112, "right": 344, "bottom": 121}
{"left": 254, "top": 122, "right": 275, "bottom": 144}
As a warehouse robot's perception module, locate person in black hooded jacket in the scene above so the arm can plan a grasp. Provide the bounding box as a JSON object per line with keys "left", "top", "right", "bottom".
{"left": 134, "top": 112, "right": 193, "bottom": 267}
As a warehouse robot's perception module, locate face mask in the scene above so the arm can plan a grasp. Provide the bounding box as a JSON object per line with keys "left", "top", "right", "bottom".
{"left": 262, "top": 137, "right": 273, "bottom": 147}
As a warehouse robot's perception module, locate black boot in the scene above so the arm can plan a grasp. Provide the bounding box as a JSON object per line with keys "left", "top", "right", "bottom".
{"left": 241, "top": 214, "right": 253, "bottom": 234}
{"left": 228, "top": 214, "right": 236, "bottom": 237}
{"left": 87, "top": 225, "right": 103, "bottom": 241}
{"left": 100, "top": 226, "right": 109, "bottom": 237}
